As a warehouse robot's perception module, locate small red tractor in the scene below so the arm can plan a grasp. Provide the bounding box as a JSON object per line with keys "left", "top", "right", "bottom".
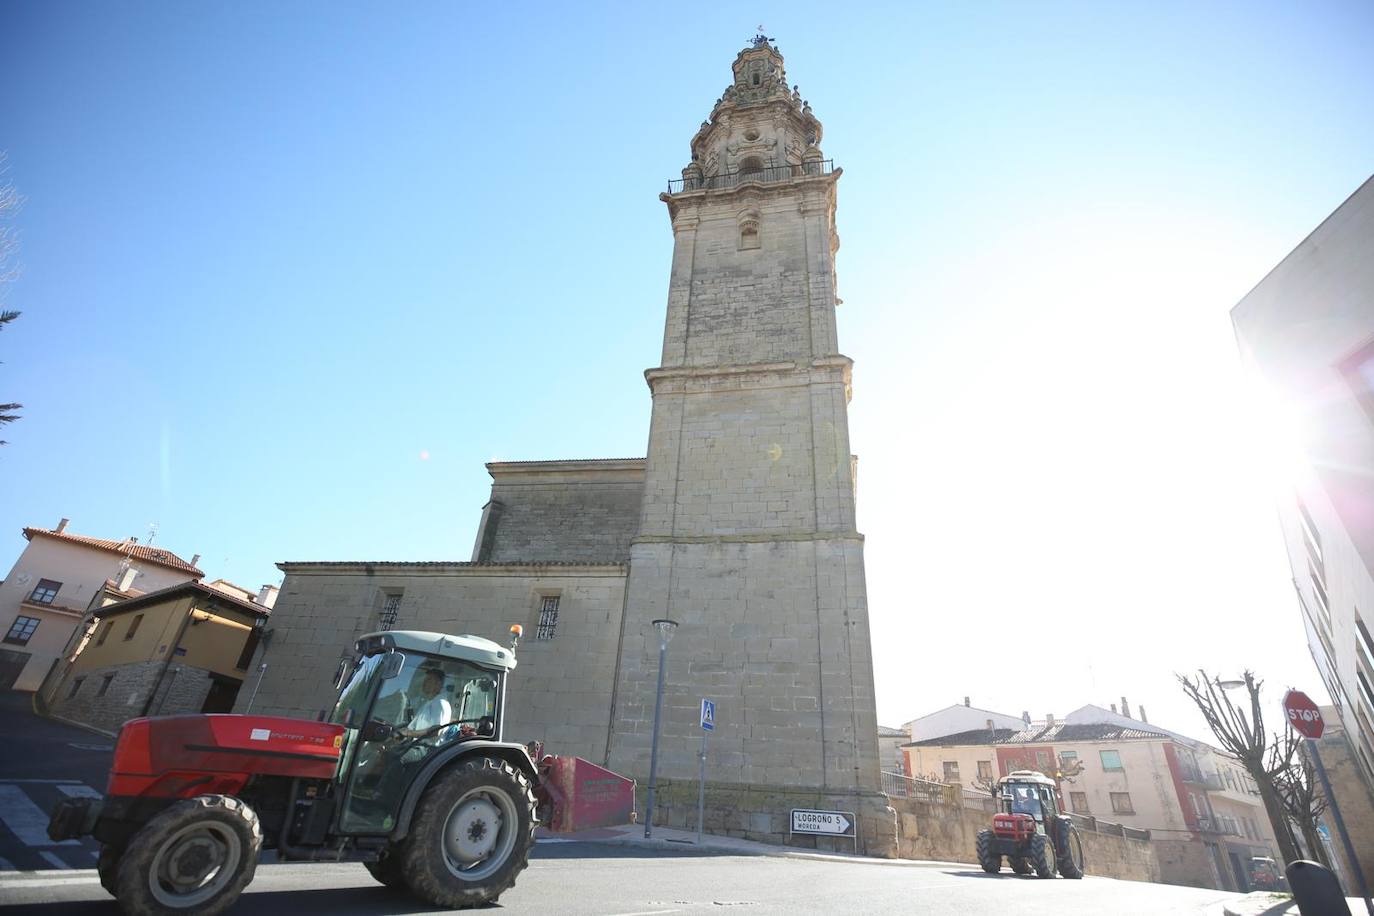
{"left": 48, "top": 625, "right": 632, "bottom": 914}
{"left": 975, "top": 770, "right": 1085, "bottom": 879}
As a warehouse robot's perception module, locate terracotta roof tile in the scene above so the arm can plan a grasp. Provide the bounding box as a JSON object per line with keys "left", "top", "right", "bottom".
{"left": 24, "top": 527, "right": 204, "bottom": 577}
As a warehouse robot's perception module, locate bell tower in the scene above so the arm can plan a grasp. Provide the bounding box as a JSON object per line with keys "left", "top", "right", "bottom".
{"left": 605, "top": 37, "right": 893, "bottom": 853}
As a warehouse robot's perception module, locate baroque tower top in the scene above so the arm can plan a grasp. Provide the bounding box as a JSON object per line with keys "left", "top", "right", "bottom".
{"left": 677, "top": 37, "right": 825, "bottom": 189}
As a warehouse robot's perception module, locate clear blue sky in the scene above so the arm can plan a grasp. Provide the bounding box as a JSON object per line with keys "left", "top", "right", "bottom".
{"left": 3, "top": 2, "right": 1373, "bottom": 737}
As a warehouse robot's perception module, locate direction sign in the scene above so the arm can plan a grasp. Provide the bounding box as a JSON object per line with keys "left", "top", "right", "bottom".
{"left": 700, "top": 699, "right": 715, "bottom": 731}
{"left": 791, "top": 808, "right": 855, "bottom": 836}
{"left": 1282, "top": 689, "right": 1325, "bottom": 740}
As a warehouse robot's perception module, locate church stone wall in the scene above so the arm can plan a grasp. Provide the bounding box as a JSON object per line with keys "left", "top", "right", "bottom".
{"left": 235, "top": 562, "right": 628, "bottom": 763}
{"left": 475, "top": 460, "right": 644, "bottom": 564}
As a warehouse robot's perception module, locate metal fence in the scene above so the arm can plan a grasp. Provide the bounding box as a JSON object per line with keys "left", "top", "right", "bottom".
{"left": 1067, "top": 812, "right": 1150, "bottom": 841}
{"left": 880, "top": 770, "right": 957, "bottom": 804}
{"left": 667, "top": 159, "right": 834, "bottom": 194}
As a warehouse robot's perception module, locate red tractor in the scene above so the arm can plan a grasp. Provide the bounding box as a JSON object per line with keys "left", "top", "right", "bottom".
{"left": 48, "top": 625, "right": 625, "bottom": 914}
{"left": 975, "top": 770, "right": 1085, "bottom": 879}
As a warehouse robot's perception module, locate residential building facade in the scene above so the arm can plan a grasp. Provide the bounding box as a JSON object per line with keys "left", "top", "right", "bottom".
{"left": 1230, "top": 174, "right": 1374, "bottom": 884}
{"left": 901, "top": 709, "right": 1277, "bottom": 890}
{"left": 0, "top": 520, "right": 203, "bottom": 691}
{"left": 42, "top": 580, "right": 270, "bottom": 734}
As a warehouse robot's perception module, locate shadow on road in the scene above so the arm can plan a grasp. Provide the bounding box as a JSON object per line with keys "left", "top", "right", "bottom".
{"left": 0, "top": 887, "right": 483, "bottom": 915}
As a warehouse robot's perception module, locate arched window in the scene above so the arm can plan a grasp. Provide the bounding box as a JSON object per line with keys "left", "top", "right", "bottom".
{"left": 738, "top": 157, "right": 764, "bottom": 181}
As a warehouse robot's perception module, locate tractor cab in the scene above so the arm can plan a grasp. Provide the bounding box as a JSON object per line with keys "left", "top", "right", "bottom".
{"left": 998, "top": 771, "right": 1061, "bottom": 833}
{"left": 328, "top": 630, "right": 517, "bottom": 833}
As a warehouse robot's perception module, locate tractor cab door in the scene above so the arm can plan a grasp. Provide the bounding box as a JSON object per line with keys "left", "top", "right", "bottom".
{"left": 336, "top": 652, "right": 502, "bottom": 834}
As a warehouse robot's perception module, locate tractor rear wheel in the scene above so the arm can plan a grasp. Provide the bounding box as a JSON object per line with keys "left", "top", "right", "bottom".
{"left": 397, "top": 755, "right": 536, "bottom": 908}
{"left": 1058, "top": 822, "right": 1085, "bottom": 879}
{"left": 1010, "top": 856, "right": 1032, "bottom": 875}
{"left": 113, "top": 794, "right": 261, "bottom": 915}
{"left": 1029, "top": 833, "right": 1057, "bottom": 879}
{"left": 975, "top": 829, "right": 1001, "bottom": 874}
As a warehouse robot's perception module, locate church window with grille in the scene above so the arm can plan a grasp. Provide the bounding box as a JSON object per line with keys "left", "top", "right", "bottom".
{"left": 536, "top": 595, "right": 560, "bottom": 640}
{"left": 379, "top": 593, "right": 402, "bottom": 631}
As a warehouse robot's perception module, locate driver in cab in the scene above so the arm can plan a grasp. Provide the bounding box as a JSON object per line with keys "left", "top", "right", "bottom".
{"left": 399, "top": 667, "right": 452, "bottom": 738}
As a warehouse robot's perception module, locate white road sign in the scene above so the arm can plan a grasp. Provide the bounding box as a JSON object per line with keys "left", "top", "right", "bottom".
{"left": 790, "top": 809, "right": 855, "bottom": 836}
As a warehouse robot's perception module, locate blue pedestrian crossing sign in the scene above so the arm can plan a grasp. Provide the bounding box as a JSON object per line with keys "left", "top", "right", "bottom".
{"left": 700, "top": 698, "right": 715, "bottom": 731}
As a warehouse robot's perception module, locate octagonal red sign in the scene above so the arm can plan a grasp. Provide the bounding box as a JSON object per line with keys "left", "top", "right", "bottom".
{"left": 1282, "top": 689, "right": 1324, "bottom": 739}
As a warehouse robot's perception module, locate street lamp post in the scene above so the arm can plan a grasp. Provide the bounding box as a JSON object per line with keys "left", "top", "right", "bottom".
{"left": 645, "top": 618, "right": 678, "bottom": 839}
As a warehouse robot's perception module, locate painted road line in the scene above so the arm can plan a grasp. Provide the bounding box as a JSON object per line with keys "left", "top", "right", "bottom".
{"left": 0, "top": 873, "right": 101, "bottom": 887}
{"left": 57, "top": 784, "right": 101, "bottom": 799}
{"left": 0, "top": 779, "right": 81, "bottom": 784}
{"left": 38, "top": 851, "right": 67, "bottom": 869}
{"left": 0, "top": 856, "right": 12, "bottom": 871}
{"left": 0, "top": 784, "right": 79, "bottom": 846}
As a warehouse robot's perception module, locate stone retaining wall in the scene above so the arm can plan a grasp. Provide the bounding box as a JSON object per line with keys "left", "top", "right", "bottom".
{"left": 888, "top": 796, "right": 1160, "bottom": 882}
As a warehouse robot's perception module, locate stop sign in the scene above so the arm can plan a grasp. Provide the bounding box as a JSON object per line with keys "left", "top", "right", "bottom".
{"left": 1282, "top": 689, "right": 1325, "bottom": 739}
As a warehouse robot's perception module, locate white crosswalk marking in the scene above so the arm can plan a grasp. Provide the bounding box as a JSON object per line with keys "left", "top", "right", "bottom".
{"left": 0, "top": 784, "right": 78, "bottom": 846}
{"left": 57, "top": 785, "right": 101, "bottom": 799}
{"left": 0, "top": 856, "right": 12, "bottom": 871}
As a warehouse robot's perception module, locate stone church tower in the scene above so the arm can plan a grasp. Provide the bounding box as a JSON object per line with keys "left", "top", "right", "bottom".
{"left": 606, "top": 37, "right": 892, "bottom": 851}
{"left": 232, "top": 36, "right": 892, "bottom": 855}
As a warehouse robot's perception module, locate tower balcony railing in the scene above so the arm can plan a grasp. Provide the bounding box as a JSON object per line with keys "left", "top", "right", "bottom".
{"left": 667, "top": 159, "right": 834, "bottom": 194}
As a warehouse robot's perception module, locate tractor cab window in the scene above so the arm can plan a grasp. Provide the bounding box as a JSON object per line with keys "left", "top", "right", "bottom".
{"left": 1006, "top": 784, "right": 1043, "bottom": 820}
{"left": 338, "top": 651, "right": 503, "bottom": 834}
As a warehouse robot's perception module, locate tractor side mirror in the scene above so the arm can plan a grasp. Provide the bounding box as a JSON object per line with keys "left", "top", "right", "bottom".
{"left": 380, "top": 651, "right": 406, "bottom": 680}
{"left": 333, "top": 658, "right": 352, "bottom": 690}
{"left": 360, "top": 719, "right": 394, "bottom": 742}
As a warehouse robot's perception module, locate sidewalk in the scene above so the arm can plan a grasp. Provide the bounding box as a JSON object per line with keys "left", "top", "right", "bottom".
{"left": 1223, "top": 891, "right": 1371, "bottom": 915}
{"left": 535, "top": 821, "right": 964, "bottom": 868}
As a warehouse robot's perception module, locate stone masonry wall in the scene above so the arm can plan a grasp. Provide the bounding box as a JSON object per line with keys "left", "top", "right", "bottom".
{"left": 48, "top": 658, "right": 221, "bottom": 735}
{"left": 481, "top": 462, "right": 644, "bottom": 564}
{"left": 235, "top": 564, "right": 628, "bottom": 763}
{"left": 888, "top": 796, "right": 1161, "bottom": 883}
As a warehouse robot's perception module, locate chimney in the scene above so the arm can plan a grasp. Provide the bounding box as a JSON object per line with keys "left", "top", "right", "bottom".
{"left": 1046, "top": 713, "right": 1056, "bottom": 727}
{"left": 1121, "top": 697, "right": 1132, "bottom": 719}
{"left": 117, "top": 565, "right": 137, "bottom": 592}
{"left": 1111, "top": 703, "right": 1118, "bottom": 714}
{"left": 127, "top": 536, "right": 138, "bottom": 545}
{"left": 256, "top": 584, "right": 279, "bottom": 609}
{"left": 986, "top": 719, "right": 994, "bottom": 731}
{"left": 190, "top": 554, "right": 201, "bottom": 569}
{"left": 1022, "top": 711, "right": 1031, "bottom": 724}
{"left": 1139, "top": 706, "right": 1148, "bottom": 724}
{"left": 964, "top": 696, "right": 971, "bottom": 707}
{"left": 56, "top": 518, "right": 70, "bottom": 534}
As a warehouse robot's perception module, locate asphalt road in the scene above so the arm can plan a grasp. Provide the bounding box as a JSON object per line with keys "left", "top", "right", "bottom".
{"left": 0, "top": 845, "right": 1242, "bottom": 915}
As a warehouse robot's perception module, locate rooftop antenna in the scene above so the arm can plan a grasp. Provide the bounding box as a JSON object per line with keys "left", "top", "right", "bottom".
{"left": 146, "top": 522, "right": 159, "bottom": 546}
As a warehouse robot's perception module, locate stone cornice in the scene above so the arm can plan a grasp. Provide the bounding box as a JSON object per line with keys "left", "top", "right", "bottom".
{"left": 644, "top": 356, "right": 853, "bottom": 394}
{"left": 633, "top": 531, "right": 864, "bottom": 545}
{"left": 277, "top": 561, "right": 628, "bottom": 577}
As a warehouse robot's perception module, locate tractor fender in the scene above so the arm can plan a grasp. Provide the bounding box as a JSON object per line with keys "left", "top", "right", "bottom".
{"left": 390, "top": 741, "right": 538, "bottom": 842}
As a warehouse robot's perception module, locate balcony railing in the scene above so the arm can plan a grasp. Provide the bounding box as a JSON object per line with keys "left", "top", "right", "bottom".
{"left": 880, "top": 770, "right": 959, "bottom": 805}
{"left": 667, "top": 159, "right": 835, "bottom": 194}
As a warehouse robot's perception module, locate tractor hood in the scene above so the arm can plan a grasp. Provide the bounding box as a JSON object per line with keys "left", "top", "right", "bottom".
{"left": 355, "top": 630, "right": 517, "bottom": 670}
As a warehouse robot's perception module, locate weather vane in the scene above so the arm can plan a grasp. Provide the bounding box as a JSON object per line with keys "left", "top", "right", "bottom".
{"left": 752, "top": 27, "right": 771, "bottom": 47}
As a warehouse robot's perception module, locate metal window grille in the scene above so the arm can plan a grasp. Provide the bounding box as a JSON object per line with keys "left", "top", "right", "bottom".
{"left": 536, "top": 596, "right": 559, "bottom": 640}
{"left": 3, "top": 615, "right": 40, "bottom": 646}
{"left": 379, "top": 594, "right": 402, "bottom": 631}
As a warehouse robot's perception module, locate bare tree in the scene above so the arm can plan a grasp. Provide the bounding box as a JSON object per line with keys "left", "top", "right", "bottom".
{"left": 1270, "top": 726, "right": 1331, "bottom": 865}
{"left": 1178, "top": 669, "right": 1303, "bottom": 864}
{"left": 0, "top": 152, "right": 20, "bottom": 445}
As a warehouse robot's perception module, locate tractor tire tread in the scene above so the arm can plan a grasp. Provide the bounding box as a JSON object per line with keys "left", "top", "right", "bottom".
{"left": 975, "top": 828, "right": 1001, "bottom": 874}
{"left": 1058, "top": 821, "right": 1086, "bottom": 879}
{"left": 97, "top": 844, "right": 122, "bottom": 896}
{"left": 1029, "top": 832, "right": 1056, "bottom": 879}
{"left": 112, "top": 794, "right": 262, "bottom": 916}
{"left": 397, "top": 755, "right": 537, "bottom": 908}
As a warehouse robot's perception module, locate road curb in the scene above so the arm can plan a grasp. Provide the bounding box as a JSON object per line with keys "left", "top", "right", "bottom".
{"left": 567, "top": 832, "right": 970, "bottom": 868}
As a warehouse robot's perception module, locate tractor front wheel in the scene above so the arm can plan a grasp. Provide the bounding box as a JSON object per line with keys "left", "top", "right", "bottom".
{"left": 96, "top": 844, "right": 122, "bottom": 896}
{"left": 1058, "top": 822, "right": 1085, "bottom": 879}
{"left": 398, "top": 756, "right": 537, "bottom": 908}
{"left": 975, "top": 829, "right": 1001, "bottom": 874}
{"left": 113, "top": 794, "right": 261, "bottom": 915}
{"left": 364, "top": 848, "right": 406, "bottom": 889}
{"left": 1029, "top": 833, "right": 1057, "bottom": 879}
